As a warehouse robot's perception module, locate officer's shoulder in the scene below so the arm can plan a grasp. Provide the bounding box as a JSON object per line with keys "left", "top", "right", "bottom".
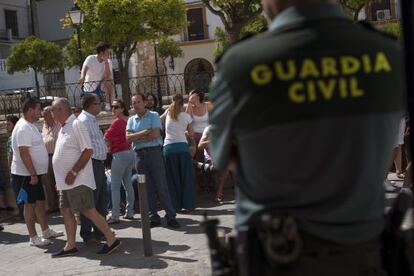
{"left": 357, "top": 21, "right": 399, "bottom": 41}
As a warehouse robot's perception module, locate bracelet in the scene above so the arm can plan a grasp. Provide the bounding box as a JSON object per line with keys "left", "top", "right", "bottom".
{"left": 70, "top": 170, "right": 78, "bottom": 177}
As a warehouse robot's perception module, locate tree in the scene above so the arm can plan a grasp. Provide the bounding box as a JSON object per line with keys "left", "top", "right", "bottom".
{"left": 381, "top": 22, "right": 401, "bottom": 39}
{"left": 63, "top": 33, "right": 94, "bottom": 69}
{"left": 157, "top": 37, "right": 184, "bottom": 73}
{"left": 338, "top": 0, "right": 371, "bottom": 21}
{"left": 67, "top": 0, "right": 186, "bottom": 107}
{"left": 7, "top": 36, "right": 63, "bottom": 97}
{"left": 213, "top": 15, "right": 267, "bottom": 57}
{"left": 202, "top": 0, "right": 263, "bottom": 45}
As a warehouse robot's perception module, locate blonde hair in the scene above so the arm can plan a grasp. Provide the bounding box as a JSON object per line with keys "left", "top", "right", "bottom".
{"left": 169, "top": 94, "right": 184, "bottom": 121}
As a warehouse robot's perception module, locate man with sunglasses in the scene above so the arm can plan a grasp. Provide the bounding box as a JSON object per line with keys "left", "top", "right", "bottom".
{"left": 76, "top": 93, "right": 108, "bottom": 246}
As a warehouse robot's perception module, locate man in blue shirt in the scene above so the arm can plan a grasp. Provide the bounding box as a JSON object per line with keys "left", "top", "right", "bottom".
{"left": 126, "top": 93, "right": 179, "bottom": 228}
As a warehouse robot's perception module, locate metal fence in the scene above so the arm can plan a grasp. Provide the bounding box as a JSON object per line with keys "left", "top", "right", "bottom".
{"left": 0, "top": 72, "right": 214, "bottom": 120}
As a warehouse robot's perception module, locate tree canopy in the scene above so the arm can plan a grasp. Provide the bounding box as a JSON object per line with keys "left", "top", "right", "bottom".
{"left": 203, "top": 0, "right": 263, "bottom": 43}
{"left": 7, "top": 36, "right": 63, "bottom": 74}
{"left": 65, "top": 0, "right": 187, "bottom": 106}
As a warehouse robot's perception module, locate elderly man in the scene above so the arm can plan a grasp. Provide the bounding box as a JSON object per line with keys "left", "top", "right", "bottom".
{"left": 51, "top": 98, "right": 120, "bottom": 257}
{"left": 11, "top": 97, "right": 63, "bottom": 246}
{"left": 41, "top": 106, "right": 60, "bottom": 213}
{"left": 126, "top": 93, "right": 179, "bottom": 228}
{"left": 77, "top": 93, "right": 108, "bottom": 246}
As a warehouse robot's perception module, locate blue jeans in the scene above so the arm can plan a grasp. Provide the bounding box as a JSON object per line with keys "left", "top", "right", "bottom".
{"left": 80, "top": 159, "right": 107, "bottom": 242}
{"left": 111, "top": 150, "right": 135, "bottom": 219}
{"left": 135, "top": 149, "right": 176, "bottom": 222}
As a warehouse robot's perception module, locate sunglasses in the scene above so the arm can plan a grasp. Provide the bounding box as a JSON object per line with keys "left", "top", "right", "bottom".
{"left": 111, "top": 105, "right": 121, "bottom": 109}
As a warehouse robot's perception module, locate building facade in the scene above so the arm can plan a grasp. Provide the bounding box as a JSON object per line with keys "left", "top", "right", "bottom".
{"left": 0, "top": 0, "right": 35, "bottom": 91}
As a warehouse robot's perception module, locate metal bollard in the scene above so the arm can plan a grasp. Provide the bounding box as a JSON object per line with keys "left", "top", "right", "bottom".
{"left": 137, "top": 174, "right": 153, "bottom": 257}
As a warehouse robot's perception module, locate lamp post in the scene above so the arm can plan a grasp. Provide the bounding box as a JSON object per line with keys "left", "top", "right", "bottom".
{"left": 68, "top": 4, "right": 84, "bottom": 69}
{"left": 154, "top": 41, "right": 162, "bottom": 108}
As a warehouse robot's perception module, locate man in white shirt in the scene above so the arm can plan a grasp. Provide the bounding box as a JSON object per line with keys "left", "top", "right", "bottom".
{"left": 77, "top": 93, "right": 109, "bottom": 246}
{"left": 79, "top": 42, "right": 113, "bottom": 103}
{"left": 11, "top": 97, "right": 63, "bottom": 246}
{"left": 50, "top": 98, "right": 120, "bottom": 257}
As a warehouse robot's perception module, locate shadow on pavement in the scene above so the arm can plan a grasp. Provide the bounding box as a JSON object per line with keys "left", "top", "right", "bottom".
{"left": 0, "top": 230, "right": 28, "bottom": 244}
{"left": 42, "top": 237, "right": 194, "bottom": 270}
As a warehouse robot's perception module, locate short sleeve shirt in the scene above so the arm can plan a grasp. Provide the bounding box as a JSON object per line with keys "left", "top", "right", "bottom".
{"left": 104, "top": 117, "right": 131, "bottom": 154}
{"left": 82, "top": 54, "right": 113, "bottom": 92}
{"left": 164, "top": 112, "right": 192, "bottom": 146}
{"left": 11, "top": 118, "right": 49, "bottom": 176}
{"left": 126, "top": 110, "right": 163, "bottom": 150}
{"left": 52, "top": 114, "right": 96, "bottom": 191}
{"left": 77, "top": 111, "right": 107, "bottom": 160}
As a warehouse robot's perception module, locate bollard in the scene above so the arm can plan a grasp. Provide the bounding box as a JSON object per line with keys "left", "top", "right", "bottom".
{"left": 137, "top": 174, "right": 153, "bottom": 257}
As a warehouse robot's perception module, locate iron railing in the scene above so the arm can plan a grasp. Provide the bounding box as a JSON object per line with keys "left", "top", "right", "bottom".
{"left": 0, "top": 72, "right": 214, "bottom": 120}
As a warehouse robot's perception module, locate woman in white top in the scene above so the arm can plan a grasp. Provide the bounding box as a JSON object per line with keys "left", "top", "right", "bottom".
{"left": 164, "top": 94, "right": 196, "bottom": 212}
{"left": 186, "top": 89, "right": 212, "bottom": 161}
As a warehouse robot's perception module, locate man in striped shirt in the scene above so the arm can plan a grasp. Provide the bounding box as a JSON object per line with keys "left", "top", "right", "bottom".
{"left": 77, "top": 93, "right": 108, "bottom": 246}
{"left": 41, "top": 106, "right": 60, "bottom": 213}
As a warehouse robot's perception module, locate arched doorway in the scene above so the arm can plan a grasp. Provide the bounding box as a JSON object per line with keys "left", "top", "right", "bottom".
{"left": 184, "top": 58, "right": 214, "bottom": 93}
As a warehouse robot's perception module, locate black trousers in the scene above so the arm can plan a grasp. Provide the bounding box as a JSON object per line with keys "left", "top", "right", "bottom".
{"left": 238, "top": 230, "right": 387, "bottom": 276}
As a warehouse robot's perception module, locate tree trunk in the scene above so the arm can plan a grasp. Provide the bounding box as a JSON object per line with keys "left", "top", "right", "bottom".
{"left": 227, "top": 22, "right": 243, "bottom": 45}
{"left": 162, "top": 58, "right": 170, "bottom": 97}
{"left": 116, "top": 50, "right": 131, "bottom": 108}
{"left": 34, "top": 68, "right": 40, "bottom": 98}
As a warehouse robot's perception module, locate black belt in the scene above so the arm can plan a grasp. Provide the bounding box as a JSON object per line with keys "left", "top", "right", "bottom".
{"left": 135, "top": 146, "right": 162, "bottom": 153}
{"left": 92, "top": 158, "right": 104, "bottom": 163}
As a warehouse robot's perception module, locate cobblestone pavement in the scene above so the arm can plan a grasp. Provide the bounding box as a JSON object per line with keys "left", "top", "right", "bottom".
{"left": 0, "top": 191, "right": 235, "bottom": 276}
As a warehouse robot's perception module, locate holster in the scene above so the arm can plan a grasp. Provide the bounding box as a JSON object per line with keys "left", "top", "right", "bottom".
{"left": 237, "top": 213, "right": 303, "bottom": 276}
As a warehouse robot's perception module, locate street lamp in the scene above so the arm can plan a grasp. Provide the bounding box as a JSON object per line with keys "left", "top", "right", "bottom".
{"left": 154, "top": 40, "right": 162, "bottom": 108}
{"left": 68, "top": 4, "right": 84, "bottom": 69}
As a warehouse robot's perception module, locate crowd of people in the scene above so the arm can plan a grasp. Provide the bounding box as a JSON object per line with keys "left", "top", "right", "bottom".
{"left": 0, "top": 87, "right": 225, "bottom": 256}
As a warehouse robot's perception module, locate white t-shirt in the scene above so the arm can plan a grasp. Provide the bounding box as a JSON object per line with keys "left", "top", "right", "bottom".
{"left": 201, "top": 125, "right": 212, "bottom": 162}
{"left": 164, "top": 112, "right": 192, "bottom": 146}
{"left": 11, "top": 118, "right": 49, "bottom": 176}
{"left": 82, "top": 54, "right": 113, "bottom": 92}
{"left": 52, "top": 114, "right": 96, "bottom": 191}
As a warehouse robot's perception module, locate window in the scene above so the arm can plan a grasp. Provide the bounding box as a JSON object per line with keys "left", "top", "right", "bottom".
{"left": 187, "top": 8, "right": 206, "bottom": 41}
{"left": 5, "top": 10, "right": 18, "bottom": 37}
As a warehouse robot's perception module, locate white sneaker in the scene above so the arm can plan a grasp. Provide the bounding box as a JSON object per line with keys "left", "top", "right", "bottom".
{"left": 29, "top": 235, "right": 51, "bottom": 246}
{"left": 42, "top": 228, "right": 64, "bottom": 239}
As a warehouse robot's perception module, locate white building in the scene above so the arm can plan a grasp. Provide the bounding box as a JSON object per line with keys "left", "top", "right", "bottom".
{"left": 0, "top": 0, "right": 138, "bottom": 101}
{"left": 0, "top": 0, "right": 37, "bottom": 91}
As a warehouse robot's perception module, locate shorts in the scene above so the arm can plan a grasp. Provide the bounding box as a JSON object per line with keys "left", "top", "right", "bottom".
{"left": 11, "top": 174, "right": 45, "bottom": 204}
{"left": 59, "top": 185, "right": 95, "bottom": 212}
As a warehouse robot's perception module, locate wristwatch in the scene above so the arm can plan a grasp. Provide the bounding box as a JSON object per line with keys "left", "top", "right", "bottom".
{"left": 70, "top": 170, "right": 78, "bottom": 177}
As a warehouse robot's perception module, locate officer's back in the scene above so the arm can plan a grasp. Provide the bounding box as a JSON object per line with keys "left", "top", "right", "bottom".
{"left": 210, "top": 1, "right": 405, "bottom": 275}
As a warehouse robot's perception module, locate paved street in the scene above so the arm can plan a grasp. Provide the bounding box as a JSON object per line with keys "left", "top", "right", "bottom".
{"left": 0, "top": 191, "right": 235, "bottom": 276}
{"left": 0, "top": 173, "right": 410, "bottom": 276}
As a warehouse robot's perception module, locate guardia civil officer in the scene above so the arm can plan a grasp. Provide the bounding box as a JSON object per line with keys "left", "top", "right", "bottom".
{"left": 209, "top": 0, "right": 405, "bottom": 275}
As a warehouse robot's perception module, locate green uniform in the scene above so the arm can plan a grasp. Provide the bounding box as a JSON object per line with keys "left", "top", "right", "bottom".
{"left": 210, "top": 3, "right": 404, "bottom": 246}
